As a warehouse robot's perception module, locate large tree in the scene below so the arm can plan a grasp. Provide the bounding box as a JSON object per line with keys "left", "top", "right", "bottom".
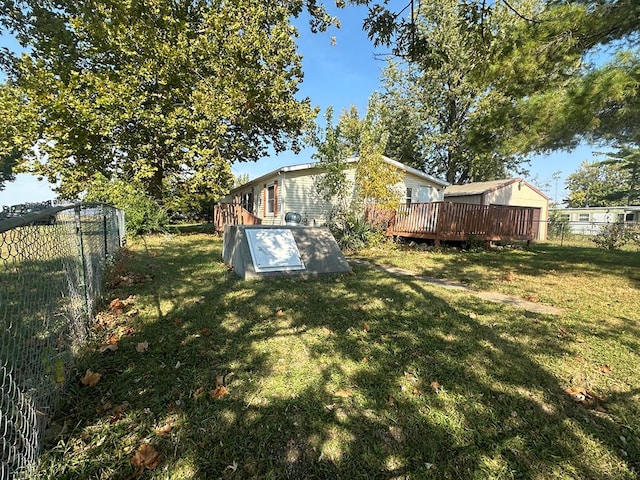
{"left": 0, "top": 0, "right": 323, "bottom": 203}
{"left": 364, "top": 0, "right": 639, "bottom": 154}
{"left": 372, "top": 0, "right": 591, "bottom": 183}
{"left": 312, "top": 101, "right": 402, "bottom": 211}
{"left": 358, "top": 0, "right": 639, "bottom": 61}
{"left": 600, "top": 144, "right": 640, "bottom": 205}
{"left": 564, "top": 160, "right": 629, "bottom": 207}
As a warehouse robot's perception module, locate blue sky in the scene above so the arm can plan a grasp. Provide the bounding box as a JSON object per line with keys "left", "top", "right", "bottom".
{"left": 0, "top": 5, "right": 598, "bottom": 206}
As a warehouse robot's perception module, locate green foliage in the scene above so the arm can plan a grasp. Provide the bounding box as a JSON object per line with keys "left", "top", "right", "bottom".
{"left": 372, "top": 0, "right": 578, "bottom": 184}
{"left": 2, "top": 0, "right": 316, "bottom": 204}
{"left": 312, "top": 102, "right": 402, "bottom": 221}
{"left": 233, "top": 173, "right": 250, "bottom": 189}
{"left": 547, "top": 210, "right": 569, "bottom": 239}
{"left": 0, "top": 82, "right": 37, "bottom": 189}
{"left": 360, "top": 0, "right": 639, "bottom": 68}
{"left": 600, "top": 144, "right": 640, "bottom": 205}
{"left": 85, "top": 175, "right": 169, "bottom": 236}
{"left": 363, "top": 0, "right": 640, "bottom": 169}
{"left": 326, "top": 209, "right": 386, "bottom": 252}
{"left": 565, "top": 160, "right": 631, "bottom": 207}
{"left": 311, "top": 107, "right": 352, "bottom": 205}
{"left": 592, "top": 222, "right": 640, "bottom": 250}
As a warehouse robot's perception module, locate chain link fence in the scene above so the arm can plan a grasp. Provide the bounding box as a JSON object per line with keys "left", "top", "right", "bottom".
{"left": 544, "top": 219, "right": 640, "bottom": 247}
{"left": 0, "top": 203, "right": 125, "bottom": 479}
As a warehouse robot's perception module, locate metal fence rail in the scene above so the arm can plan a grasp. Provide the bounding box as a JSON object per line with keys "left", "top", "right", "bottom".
{"left": 0, "top": 203, "right": 124, "bottom": 479}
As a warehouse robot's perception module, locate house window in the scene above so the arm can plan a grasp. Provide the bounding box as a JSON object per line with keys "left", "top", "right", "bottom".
{"left": 626, "top": 213, "right": 635, "bottom": 222}
{"left": 267, "top": 185, "right": 275, "bottom": 214}
{"left": 406, "top": 187, "right": 413, "bottom": 206}
{"left": 578, "top": 213, "right": 590, "bottom": 222}
{"left": 559, "top": 214, "right": 570, "bottom": 222}
{"left": 241, "top": 192, "right": 253, "bottom": 213}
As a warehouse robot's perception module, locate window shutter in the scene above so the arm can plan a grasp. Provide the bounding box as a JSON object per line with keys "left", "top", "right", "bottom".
{"left": 274, "top": 180, "right": 278, "bottom": 217}
{"left": 263, "top": 184, "right": 267, "bottom": 216}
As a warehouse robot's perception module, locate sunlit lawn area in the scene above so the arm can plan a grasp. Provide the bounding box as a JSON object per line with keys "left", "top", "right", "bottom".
{"left": 37, "top": 227, "right": 640, "bottom": 479}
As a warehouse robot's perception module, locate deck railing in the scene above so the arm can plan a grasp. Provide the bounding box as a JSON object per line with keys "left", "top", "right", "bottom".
{"left": 368, "top": 202, "right": 540, "bottom": 244}
{"left": 213, "top": 203, "right": 262, "bottom": 233}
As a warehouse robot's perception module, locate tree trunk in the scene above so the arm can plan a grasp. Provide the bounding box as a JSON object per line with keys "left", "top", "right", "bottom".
{"left": 148, "top": 159, "right": 164, "bottom": 202}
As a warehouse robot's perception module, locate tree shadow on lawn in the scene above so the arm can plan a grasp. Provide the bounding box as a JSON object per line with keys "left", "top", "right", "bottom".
{"left": 374, "top": 243, "right": 640, "bottom": 287}
{"left": 40, "top": 236, "right": 639, "bottom": 479}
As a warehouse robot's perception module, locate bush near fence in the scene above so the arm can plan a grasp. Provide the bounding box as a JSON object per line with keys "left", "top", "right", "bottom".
{"left": 0, "top": 203, "right": 124, "bottom": 479}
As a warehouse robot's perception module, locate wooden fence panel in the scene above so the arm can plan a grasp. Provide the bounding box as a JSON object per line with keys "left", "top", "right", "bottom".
{"left": 383, "top": 201, "right": 539, "bottom": 242}
{"left": 213, "top": 203, "right": 262, "bottom": 232}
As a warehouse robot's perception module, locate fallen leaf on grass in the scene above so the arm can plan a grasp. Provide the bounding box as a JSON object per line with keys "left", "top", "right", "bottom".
{"left": 136, "top": 341, "right": 149, "bottom": 353}
{"left": 599, "top": 364, "right": 613, "bottom": 375}
{"left": 211, "top": 385, "right": 229, "bottom": 399}
{"left": 557, "top": 327, "right": 570, "bottom": 337}
{"left": 200, "top": 327, "right": 211, "bottom": 337}
{"left": 215, "top": 375, "right": 225, "bottom": 387}
{"left": 275, "top": 309, "right": 285, "bottom": 317}
{"left": 193, "top": 386, "right": 206, "bottom": 398}
{"left": 94, "top": 311, "right": 119, "bottom": 330}
{"left": 524, "top": 294, "right": 539, "bottom": 303}
{"left": 564, "top": 387, "right": 606, "bottom": 407}
{"left": 80, "top": 370, "right": 101, "bottom": 387}
{"left": 363, "top": 322, "right": 370, "bottom": 332}
{"left": 225, "top": 460, "right": 238, "bottom": 472}
{"left": 98, "top": 342, "right": 118, "bottom": 353}
{"left": 131, "top": 443, "right": 161, "bottom": 470}
{"left": 109, "top": 298, "right": 125, "bottom": 315}
{"left": 334, "top": 389, "right": 353, "bottom": 398}
{"left": 118, "top": 325, "right": 135, "bottom": 337}
{"left": 110, "top": 410, "right": 125, "bottom": 424}
{"left": 155, "top": 422, "right": 173, "bottom": 437}
{"left": 430, "top": 381, "right": 442, "bottom": 393}
{"left": 412, "top": 387, "right": 423, "bottom": 396}
{"left": 503, "top": 271, "right": 516, "bottom": 282}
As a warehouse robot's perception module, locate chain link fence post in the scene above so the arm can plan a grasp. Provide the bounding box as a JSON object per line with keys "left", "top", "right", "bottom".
{"left": 74, "top": 205, "right": 90, "bottom": 321}
{"left": 0, "top": 203, "right": 124, "bottom": 479}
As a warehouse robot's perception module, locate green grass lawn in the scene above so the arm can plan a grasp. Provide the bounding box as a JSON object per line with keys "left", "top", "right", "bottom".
{"left": 37, "top": 228, "right": 640, "bottom": 479}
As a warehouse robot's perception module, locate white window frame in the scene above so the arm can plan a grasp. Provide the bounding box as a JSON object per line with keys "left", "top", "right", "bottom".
{"left": 266, "top": 184, "right": 276, "bottom": 216}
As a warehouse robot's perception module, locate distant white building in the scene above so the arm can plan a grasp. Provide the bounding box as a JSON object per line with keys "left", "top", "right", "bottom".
{"left": 550, "top": 206, "right": 640, "bottom": 235}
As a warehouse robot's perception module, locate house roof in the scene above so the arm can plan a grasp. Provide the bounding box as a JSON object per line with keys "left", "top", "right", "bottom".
{"left": 444, "top": 178, "right": 549, "bottom": 199}
{"left": 228, "top": 156, "right": 449, "bottom": 195}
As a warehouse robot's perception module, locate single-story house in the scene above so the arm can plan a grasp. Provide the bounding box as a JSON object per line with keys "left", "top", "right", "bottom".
{"left": 444, "top": 178, "right": 549, "bottom": 240}
{"left": 221, "top": 156, "right": 449, "bottom": 227}
{"left": 549, "top": 206, "right": 640, "bottom": 235}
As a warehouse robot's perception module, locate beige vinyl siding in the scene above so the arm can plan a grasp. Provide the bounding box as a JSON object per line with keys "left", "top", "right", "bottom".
{"left": 279, "top": 169, "right": 332, "bottom": 226}
{"left": 402, "top": 173, "right": 445, "bottom": 204}
{"left": 486, "top": 182, "right": 548, "bottom": 240}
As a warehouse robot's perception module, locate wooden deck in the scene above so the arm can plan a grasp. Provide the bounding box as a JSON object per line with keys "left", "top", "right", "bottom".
{"left": 366, "top": 202, "right": 540, "bottom": 245}
{"left": 213, "top": 203, "right": 262, "bottom": 233}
